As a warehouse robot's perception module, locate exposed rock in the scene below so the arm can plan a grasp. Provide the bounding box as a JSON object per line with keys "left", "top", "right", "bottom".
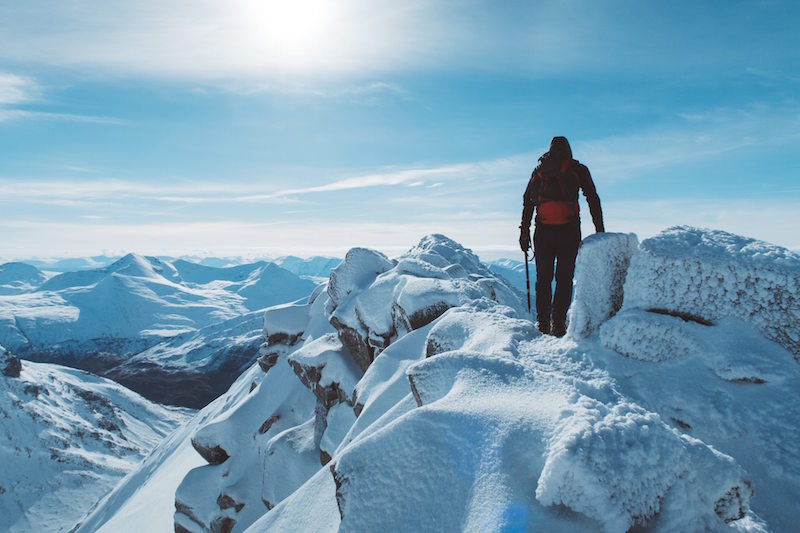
{"left": 216, "top": 494, "right": 245, "bottom": 513}
{"left": 329, "top": 463, "right": 346, "bottom": 520}
{"left": 715, "top": 483, "right": 753, "bottom": 523}
{"left": 2, "top": 349, "right": 21, "bottom": 378}
{"left": 190, "top": 438, "right": 229, "bottom": 465}
{"left": 266, "top": 331, "right": 303, "bottom": 347}
{"left": 320, "top": 449, "right": 332, "bottom": 466}
{"left": 286, "top": 334, "right": 358, "bottom": 410}
{"left": 258, "top": 415, "right": 280, "bottom": 435}
{"left": 407, "top": 301, "right": 451, "bottom": 331}
{"left": 330, "top": 316, "right": 373, "bottom": 373}
{"left": 257, "top": 351, "right": 279, "bottom": 373}
{"left": 209, "top": 516, "right": 235, "bottom": 533}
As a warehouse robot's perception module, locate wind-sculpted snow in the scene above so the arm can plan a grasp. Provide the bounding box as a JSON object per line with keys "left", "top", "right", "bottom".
{"left": 620, "top": 226, "right": 800, "bottom": 358}
{"left": 0, "top": 345, "right": 192, "bottom": 533}
{"left": 81, "top": 231, "right": 800, "bottom": 532}
{"left": 568, "top": 232, "right": 639, "bottom": 339}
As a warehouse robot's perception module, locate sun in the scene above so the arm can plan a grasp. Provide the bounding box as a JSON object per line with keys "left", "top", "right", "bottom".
{"left": 244, "top": 0, "right": 336, "bottom": 69}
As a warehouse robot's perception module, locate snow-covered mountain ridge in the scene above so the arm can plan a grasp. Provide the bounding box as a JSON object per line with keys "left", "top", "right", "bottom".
{"left": 0, "top": 345, "right": 193, "bottom": 532}
{"left": 0, "top": 254, "right": 318, "bottom": 406}
{"left": 76, "top": 228, "right": 799, "bottom": 532}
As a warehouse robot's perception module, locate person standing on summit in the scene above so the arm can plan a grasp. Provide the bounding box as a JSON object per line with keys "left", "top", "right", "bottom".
{"left": 519, "top": 136, "right": 604, "bottom": 337}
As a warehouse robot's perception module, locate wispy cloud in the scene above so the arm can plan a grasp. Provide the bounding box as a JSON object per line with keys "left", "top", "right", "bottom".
{"left": 0, "top": 73, "right": 39, "bottom": 105}
{"left": 578, "top": 103, "right": 800, "bottom": 183}
{"left": 0, "top": 108, "right": 128, "bottom": 125}
{"left": 4, "top": 1, "right": 793, "bottom": 87}
{"left": 0, "top": 71, "right": 127, "bottom": 125}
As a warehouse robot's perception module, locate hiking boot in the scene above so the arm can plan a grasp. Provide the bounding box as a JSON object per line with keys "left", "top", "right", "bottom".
{"left": 536, "top": 320, "right": 550, "bottom": 335}
{"left": 551, "top": 319, "right": 567, "bottom": 338}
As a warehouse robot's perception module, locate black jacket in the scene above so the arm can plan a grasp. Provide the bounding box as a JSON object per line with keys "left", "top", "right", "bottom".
{"left": 521, "top": 158, "right": 604, "bottom": 233}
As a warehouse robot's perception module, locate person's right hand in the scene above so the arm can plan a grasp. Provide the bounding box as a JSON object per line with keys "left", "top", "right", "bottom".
{"left": 519, "top": 227, "right": 531, "bottom": 252}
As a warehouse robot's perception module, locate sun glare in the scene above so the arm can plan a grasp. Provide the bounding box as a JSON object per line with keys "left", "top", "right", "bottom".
{"left": 244, "top": 0, "right": 336, "bottom": 69}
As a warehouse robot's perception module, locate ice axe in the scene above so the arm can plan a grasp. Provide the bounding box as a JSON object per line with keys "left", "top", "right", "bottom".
{"left": 524, "top": 249, "right": 531, "bottom": 314}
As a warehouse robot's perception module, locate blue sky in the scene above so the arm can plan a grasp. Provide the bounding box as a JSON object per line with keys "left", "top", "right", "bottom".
{"left": 0, "top": 0, "right": 798, "bottom": 261}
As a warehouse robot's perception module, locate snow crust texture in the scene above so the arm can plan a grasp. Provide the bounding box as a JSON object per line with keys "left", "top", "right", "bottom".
{"left": 83, "top": 229, "right": 800, "bottom": 533}
{"left": 620, "top": 226, "right": 800, "bottom": 358}
{"left": 568, "top": 232, "right": 639, "bottom": 339}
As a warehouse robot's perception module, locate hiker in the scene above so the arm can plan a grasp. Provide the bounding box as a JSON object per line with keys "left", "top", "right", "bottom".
{"left": 519, "top": 136, "right": 604, "bottom": 337}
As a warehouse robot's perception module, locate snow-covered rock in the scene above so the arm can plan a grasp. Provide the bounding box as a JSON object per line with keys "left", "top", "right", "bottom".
{"left": 567, "top": 232, "right": 639, "bottom": 339}
{"left": 619, "top": 226, "right": 800, "bottom": 358}
{"left": 0, "top": 346, "right": 192, "bottom": 533}
{"left": 328, "top": 235, "right": 524, "bottom": 373}
{"left": 76, "top": 230, "right": 800, "bottom": 533}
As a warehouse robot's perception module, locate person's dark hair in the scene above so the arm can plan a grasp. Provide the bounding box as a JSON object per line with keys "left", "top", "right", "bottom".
{"left": 539, "top": 136, "right": 573, "bottom": 176}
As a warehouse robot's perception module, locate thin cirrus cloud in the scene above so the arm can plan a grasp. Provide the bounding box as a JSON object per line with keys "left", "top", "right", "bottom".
{"left": 0, "top": 71, "right": 127, "bottom": 124}
{"left": 0, "top": 73, "right": 39, "bottom": 105}
{"left": 0, "top": 0, "right": 457, "bottom": 81}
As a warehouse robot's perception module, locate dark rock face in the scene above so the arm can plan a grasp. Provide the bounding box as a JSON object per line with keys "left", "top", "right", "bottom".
{"left": 191, "top": 438, "right": 229, "bottom": 465}
{"left": 715, "top": 483, "right": 753, "bottom": 523}
{"left": 408, "top": 375, "right": 423, "bottom": 407}
{"left": 408, "top": 302, "right": 451, "bottom": 331}
{"left": 2, "top": 350, "right": 21, "bottom": 378}
{"left": 175, "top": 500, "right": 205, "bottom": 533}
{"left": 330, "top": 317, "right": 373, "bottom": 374}
{"left": 267, "top": 331, "right": 303, "bottom": 347}
{"left": 258, "top": 415, "right": 280, "bottom": 435}
{"left": 257, "top": 351, "right": 279, "bottom": 373}
{"left": 210, "top": 516, "right": 236, "bottom": 533}
{"left": 329, "top": 463, "right": 346, "bottom": 520}
{"left": 216, "top": 494, "right": 245, "bottom": 513}
{"left": 320, "top": 448, "right": 332, "bottom": 466}
{"left": 287, "top": 357, "right": 349, "bottom": 412}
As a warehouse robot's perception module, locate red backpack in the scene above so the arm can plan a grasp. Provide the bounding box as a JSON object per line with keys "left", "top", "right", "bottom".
{"left": 536, "top": 159, "right": 580, "bottom": 225}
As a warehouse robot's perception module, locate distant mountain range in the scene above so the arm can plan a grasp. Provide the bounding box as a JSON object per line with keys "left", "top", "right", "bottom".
{"left": 0, "top": 254, "right": 325, "bottom": 407}
{"left": 11, "top": 254, "right": 342, "bottom": 276}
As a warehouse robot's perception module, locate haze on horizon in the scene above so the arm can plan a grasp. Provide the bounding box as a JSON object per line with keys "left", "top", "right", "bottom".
{"left": 1, "top": 0, "right": 799, "bottom": 261}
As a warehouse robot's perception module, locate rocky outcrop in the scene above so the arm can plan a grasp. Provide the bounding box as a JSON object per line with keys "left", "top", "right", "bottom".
{"left": 617, "top": 226, "right": 800, "bottom": 359}
{"left": 327, "top": 248, "right": 395, "bottom": 307}
{"left": 567, "top": 232, "right": 639, "bottom": 339}
{"left": 327, "top": 235, "right": 525, "bottom": 375}
{"left": 1, "top": 346, "right": 21, "bottom": 378}
{"left": 190, "top": 441, "right": 229, "bottom": 466}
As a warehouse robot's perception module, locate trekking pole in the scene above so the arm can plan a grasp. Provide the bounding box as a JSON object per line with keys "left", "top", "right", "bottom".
{"left": 524, "top": 250, "right": 531, "bottom": 314}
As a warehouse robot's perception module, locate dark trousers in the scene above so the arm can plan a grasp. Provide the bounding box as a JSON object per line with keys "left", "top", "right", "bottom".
{"left": 534, "top": 224, "right": 580, "bottom": 324}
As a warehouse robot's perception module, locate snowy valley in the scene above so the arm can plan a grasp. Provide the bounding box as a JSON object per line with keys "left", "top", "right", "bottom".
{"left": 2, "top": 226, "right": 799, "bottom": 532}
{"left": 0, "top": 255, "right": 326, "bottom": 408}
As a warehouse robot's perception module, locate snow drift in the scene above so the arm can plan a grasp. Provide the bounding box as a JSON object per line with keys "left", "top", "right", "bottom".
{"left": 80, "top": 229, "right": 800, "bottom": 532}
